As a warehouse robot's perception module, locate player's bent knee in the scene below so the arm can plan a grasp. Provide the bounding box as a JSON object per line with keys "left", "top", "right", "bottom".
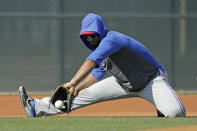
{"left": 157, "top": 102, "right": 186, "bottom": 118}
{"left": 163, "top": 106, "right": 186, "bottom": 118}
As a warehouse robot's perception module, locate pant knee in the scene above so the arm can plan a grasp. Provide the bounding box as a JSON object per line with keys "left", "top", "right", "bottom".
{"left": 159, "top": 105, "right": 186, "bottom": 118}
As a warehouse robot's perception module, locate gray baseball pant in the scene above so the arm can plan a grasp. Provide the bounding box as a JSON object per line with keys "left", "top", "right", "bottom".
{"left": 33, "top": 72, "right": 186, "bottom": 117}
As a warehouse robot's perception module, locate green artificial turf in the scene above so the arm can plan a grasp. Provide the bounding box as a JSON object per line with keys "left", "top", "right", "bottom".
{"left": 0, "top": 116, "right": 197, "bottom": 131}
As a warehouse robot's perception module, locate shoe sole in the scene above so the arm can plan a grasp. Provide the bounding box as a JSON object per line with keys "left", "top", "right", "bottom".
{"left": 18, "top": 86, "right": 34, "bottom": 117}
{"left": 18, "top": 86, "right": 27, "bottom": 107}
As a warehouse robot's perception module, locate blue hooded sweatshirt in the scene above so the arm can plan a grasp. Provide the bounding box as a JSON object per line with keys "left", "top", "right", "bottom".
{"left": 80, "top": 13, "right": 165, "bottom": 91}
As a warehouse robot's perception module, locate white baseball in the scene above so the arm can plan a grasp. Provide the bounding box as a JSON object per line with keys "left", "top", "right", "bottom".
{"left": 55, "top": 100, "right": 64, "bottom": 109}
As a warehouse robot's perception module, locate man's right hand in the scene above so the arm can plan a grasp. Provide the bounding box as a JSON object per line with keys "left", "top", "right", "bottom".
{"left": 62, "top": 82, "right": 76, "bottom": 95}
{"left": 62, "top": 82, "right": 74, "bottom": 89}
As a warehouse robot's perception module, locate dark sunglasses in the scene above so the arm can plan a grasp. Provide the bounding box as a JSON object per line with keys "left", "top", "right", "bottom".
{"left": 85, "top": 33, "right": 98, "bottom": 39}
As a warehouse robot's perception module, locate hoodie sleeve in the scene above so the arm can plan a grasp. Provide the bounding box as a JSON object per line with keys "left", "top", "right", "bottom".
{"left": 90, "top": 64, "right": 106, "bottom": 81}
{"left": 86, "top": 34, "right": 124, "bottom": 66}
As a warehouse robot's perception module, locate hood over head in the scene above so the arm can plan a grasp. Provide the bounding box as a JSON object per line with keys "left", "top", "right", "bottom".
{"left": 80, "top": 13, "right": 107, "bottom": 50}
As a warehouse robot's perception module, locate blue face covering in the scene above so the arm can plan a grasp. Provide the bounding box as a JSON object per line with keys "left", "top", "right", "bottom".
{"left": 80, "top": 13, "right": 107, "bottom": 50}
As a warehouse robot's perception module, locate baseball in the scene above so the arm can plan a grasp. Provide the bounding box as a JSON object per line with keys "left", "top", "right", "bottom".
{"left": 55, "top": 100, "right": 64, "bottom": 109}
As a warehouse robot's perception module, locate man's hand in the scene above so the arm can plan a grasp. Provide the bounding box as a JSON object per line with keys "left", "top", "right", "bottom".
{"left": 62, "top": 82, "right": 78, "bottom": 96}
{"left": 62, "top": 82, "right": 74, "bottom": 89}
{"left": 62, "top": 60, "right": 97, "bottom": 96}
{"left": 69, "top": 86, "right": 77, "bottom": 96}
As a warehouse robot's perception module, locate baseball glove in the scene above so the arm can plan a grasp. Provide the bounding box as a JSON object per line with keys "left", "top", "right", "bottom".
{"left": 50, "top": 86, "right": 74, "bottom": 113}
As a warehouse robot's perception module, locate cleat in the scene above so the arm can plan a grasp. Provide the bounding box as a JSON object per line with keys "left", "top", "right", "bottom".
{"left": 18, "top": 86, "right": 36, "bottom": 117}
{"left": 157, "top": 109, "right": 165, "bottom": 117}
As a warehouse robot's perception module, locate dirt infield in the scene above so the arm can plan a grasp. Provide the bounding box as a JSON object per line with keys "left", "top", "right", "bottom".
{"left": 0, "top": 94, "right": 196, "bottom": 117}
{"left": 1, "top": 94, "right": 197, "bottom": 131}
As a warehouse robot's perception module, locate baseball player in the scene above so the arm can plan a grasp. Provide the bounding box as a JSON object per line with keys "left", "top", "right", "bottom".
{"left": 19, "top": 13, "right": 186, "bottom": 117}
